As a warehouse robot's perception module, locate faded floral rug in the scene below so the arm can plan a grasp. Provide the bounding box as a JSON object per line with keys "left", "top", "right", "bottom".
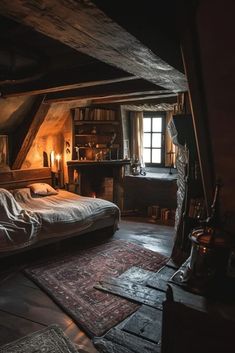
{"left": 0, "top": 325, "right": 77, "bottom": 353}
{"left": 24, "top": 240, "right": 166, "bottom": 337}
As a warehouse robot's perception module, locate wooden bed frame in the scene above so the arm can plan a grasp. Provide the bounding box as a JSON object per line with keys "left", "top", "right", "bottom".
{"left": 0, "top": 167, "right": 52, "bottom": 190}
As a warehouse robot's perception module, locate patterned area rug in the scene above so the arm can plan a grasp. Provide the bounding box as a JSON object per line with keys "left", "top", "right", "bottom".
{"left": 0, "top": 325, "right": 77, "bottom": 353}
{"left": 25, "top": 240, "right": 166, "bottom": 337}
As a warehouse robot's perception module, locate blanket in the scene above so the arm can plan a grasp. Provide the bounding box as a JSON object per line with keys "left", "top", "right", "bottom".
{"left": 0, "top": 188, "right": 41, "bottom": 251}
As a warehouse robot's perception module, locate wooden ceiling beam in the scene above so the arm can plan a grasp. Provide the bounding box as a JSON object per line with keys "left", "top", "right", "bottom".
{"left": 0, "top": 0, "right": 187, "bottom": 92}
{"left": 1, "top": 63, "right": 135, "bottom": 97}
{"left": 64, "top": 95, "right": 178, "bottom": 110}
{"left": 46, "top": 90, "right": 169, "bottom": 104}
{"left": 11, "top": 95, "right": 50, "bottom": 170}
{"left": 91, "top": 93, "right": 177, "bottom": 105}
{"left": 45, "top": 79, "right": 170, "bottom": 103}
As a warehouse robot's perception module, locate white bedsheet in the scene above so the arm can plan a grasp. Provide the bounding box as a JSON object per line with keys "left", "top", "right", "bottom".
{"left": 0, "top": 188, "right": 41, "bottom": 251}
{"left": 11, "top": 188, "right": 120, "bottom": 241}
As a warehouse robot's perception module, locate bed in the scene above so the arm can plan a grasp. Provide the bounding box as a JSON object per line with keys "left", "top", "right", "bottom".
{"left": 0, "top": 167, "right": 120, "bottom": 256}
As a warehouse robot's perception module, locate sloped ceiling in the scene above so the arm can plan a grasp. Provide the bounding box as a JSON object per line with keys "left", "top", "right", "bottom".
{"left": 0, "top": 0, "right": 187, "bottom": 99}
{"left": 0, "top": 0, "right": 186, "bottom": 150}
{"left": 0, "top": 96, "right": 35, "bottom": 131}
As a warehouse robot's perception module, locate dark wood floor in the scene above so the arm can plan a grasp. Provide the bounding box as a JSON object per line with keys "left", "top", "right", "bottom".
{"left": 0, "top": 217, "right": 175, "bottom": 353}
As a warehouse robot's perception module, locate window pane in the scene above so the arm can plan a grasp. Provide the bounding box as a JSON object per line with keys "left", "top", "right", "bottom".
{"left": 152, "top": 133, "right": 161, "bottom": 147}
{"left": 152, "top": 149, "right": 161, "bottom": 163}
{"left": 143, "top": 118, "right": 151, "bottom": 132}
{"left": 152, "top": 118, "right": 162, "bottom": 132}
{"left": 143, "top": 148, "right": 151, "bottom": 163}
{"left": 143, "top": 133, "right": 151, "bottom": 147}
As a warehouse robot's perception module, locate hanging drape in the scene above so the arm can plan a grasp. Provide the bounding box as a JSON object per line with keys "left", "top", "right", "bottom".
{"left": 166, "top": 110, "right": 177, "bottom": 167}
{"left": 130, "top": 111, "right": 144, "bottom": 165}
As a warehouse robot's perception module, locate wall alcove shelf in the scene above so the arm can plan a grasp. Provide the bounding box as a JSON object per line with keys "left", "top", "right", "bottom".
{"left": 72, "top": 107, "right": 123, "bottom": 161}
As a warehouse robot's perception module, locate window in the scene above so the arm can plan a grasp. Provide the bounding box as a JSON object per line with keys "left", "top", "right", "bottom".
{"left": 143, "top": 113, "right": 165, "bottom": 166}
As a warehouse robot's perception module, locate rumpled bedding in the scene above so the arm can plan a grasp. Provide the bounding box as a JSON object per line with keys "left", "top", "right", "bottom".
{"left": 10, "top": 188, "right": 120, "bottom": 244}
{"left": 0, "top": 188, "right": 41, "bottom": 251}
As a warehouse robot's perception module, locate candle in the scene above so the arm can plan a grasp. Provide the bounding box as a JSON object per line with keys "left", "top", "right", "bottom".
{"left": 50, "top": 151, "right": 56, "bottom": 172}
{"left": 55, "top": 154, "right": 61, "bottom": 171}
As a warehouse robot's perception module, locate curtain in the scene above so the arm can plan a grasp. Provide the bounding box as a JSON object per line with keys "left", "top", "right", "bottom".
{"left": 166, "top": 110, "right": 177, "bottom": 167}
{"left": 130, "top": 111, "right": 144, "bottom": 165}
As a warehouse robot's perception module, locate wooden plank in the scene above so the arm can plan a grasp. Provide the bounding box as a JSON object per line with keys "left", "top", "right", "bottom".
{"left": 0, "top": 281, "right": 73, "bottom": 329}
{"left": 64, "top": 322, "right": 98, "bottom": 353}
{"left": 3, "top": 273, "right": 38, "bottom": 289}
{"left": 108, "top": 95, "right": 178, "bottom": 107}
{"left": 47, "top": 90, "right": 170, "bottom": 104}
{"left": 65, "top": 95, "right": 178, "bottom": 109}
{"left": 122, "top": 305, "right": 162, "bottom": 344}
{"left": 0, "top": 167, "right": 52, "bottom": 189}
{"left": 181, "top": 28, "right": 214, "bottom": 214}
{"left": 95, "top": 278, "right": 165, "bottom": 309}
{"left": 3, "top": 64, "right": 135, "bottom": 97}
{"left": 45, "top": 79, "right": 168, "bottom": 103}
{"left": 11, "top": 96, "right": 50, "bottom": 170}
{"left": 147, "top": 266, "right": 176, "bottom": 292}
{"left": 98, "top": 327, "right": 160, "bottom": 353}
{"left": 0, "top": 1, "right": 187, "bottom": 92}
{"left": 119, "top": 267, "right": 155, "bottom": 285}
{"left": 0, "top": 268, "right": 21, "bottom": 285}
{"left": 92, "top": 93, "right": 177, "bottom": 105}
{"left": 0, "top": 310, "right": 45, "bottom": 346}
{"left": 93, "top": 338, "right": 133, "bottom": 353}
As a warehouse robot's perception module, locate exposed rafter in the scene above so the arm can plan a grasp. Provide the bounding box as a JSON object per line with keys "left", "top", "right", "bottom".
{"left": 0, "top": 0, "right": 187, "bottom": 92}
{"left": 122, "top": 103, "right": 177, "bottom": 112}
{"left": 1, "top": 63, "right": 135, "bottom": 97}
{"left": 91, "top": 93, "right": 177, "bottom": 105}
{"left": 11, "top": 95, "right": 50, "bottom": 170}
{"left": 45, "top": 79, "right": 170, "bottom": 103}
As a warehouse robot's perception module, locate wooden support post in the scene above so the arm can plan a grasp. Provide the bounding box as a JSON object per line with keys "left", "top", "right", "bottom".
{"left": 11, "top": 95, "right": 50, "bottom": 170}
{"left": 181, "top": 28, "right": 215, "bottom": 215}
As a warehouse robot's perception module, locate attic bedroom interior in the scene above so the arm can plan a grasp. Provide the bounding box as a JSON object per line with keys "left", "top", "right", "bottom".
{"left": 0, "top": 0, "right": 235, "bottom": 352}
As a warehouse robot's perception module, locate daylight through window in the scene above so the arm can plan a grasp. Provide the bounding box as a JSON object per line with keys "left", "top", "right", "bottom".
{"left": 143, "top": 113, "right": 165, "bottom": 165}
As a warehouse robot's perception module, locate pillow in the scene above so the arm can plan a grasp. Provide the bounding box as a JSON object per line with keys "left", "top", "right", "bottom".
{"left": 27, "top": 183, "right": 58, "bottom": 196}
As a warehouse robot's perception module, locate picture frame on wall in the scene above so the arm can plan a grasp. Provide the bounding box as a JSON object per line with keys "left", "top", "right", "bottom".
{"left": 0, "top": 135, "right": 9, "bottom": 169}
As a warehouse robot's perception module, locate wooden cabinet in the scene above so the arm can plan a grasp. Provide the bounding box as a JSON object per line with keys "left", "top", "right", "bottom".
{"left": 72, "top": 107, "right": 123, "bottom": 161}
{"left": 161, "top": 286, "right": 235, "bottom": 353}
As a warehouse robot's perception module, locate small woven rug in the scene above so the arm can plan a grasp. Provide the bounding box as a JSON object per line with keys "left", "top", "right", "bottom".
{"left": 24, "top": 240, "right": 166, "bottom": 337}
{"left": 0, "top": 325, "right": 77, "bottom": 353}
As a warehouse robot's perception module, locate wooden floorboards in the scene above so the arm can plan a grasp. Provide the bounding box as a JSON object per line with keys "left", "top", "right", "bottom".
{"left": 95, "top": 278, "right": 166, "bottom": 309}
{"left": 122, "top": 305, "right": 162, "bottom": 344}
{"left": 0, "top": 217, "right": 175, "bottom": 353}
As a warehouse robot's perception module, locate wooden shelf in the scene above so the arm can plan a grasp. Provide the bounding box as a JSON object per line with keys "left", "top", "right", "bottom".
{"left": 72, "top": 107, "right": 123, "bottom": 161}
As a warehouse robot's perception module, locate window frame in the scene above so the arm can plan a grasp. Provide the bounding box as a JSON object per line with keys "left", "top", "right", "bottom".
{"left": 143, "top": 112, "right": 166, "bottom": 167}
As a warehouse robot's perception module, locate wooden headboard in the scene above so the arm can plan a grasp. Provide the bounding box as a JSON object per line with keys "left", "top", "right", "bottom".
{"left": 0, "top": 167, "right": 52, "bottom": 190}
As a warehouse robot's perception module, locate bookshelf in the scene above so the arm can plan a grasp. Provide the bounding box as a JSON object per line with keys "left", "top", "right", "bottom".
{"left": 72, "top": 107, "right": 123, "bottom": 161}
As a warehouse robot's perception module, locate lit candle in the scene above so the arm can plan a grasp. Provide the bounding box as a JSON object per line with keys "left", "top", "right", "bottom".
{"left": 50, "top": 151, "right": 56, "bottom": 172}
{"left": 55, "top": 154, "right": 61, "bottom": 171}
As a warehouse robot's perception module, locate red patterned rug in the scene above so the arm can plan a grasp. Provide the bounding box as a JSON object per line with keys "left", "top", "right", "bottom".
{"left": 24, "top": 240, "right": 166, "bottom": 337}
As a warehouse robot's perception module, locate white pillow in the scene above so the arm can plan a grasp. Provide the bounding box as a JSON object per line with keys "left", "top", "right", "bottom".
{"left": 27, "top": 183, "right": 58, "bottom": 196}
